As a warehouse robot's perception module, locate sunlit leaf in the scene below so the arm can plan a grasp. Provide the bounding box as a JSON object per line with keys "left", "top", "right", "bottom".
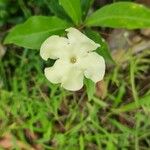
{"left": 4, "top": 16, "right": 71, "bottom": 49}
{"left": 86, "top": 2, "right": 150, "bottom": 29}
{"left": 59, "top": 0, "right": 82, "bottom": 25}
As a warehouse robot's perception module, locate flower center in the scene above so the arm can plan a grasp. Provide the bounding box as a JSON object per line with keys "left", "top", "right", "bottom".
{"left": 70, "top": 56, "right": 77, "bottom": 64}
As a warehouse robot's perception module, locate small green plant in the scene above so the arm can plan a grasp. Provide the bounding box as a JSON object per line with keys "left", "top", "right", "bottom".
{"left": 3, "top": 0, "right": 150, "bottom": 91}
{"left": 1, "top": 1, "right": 150, "bottom": 149}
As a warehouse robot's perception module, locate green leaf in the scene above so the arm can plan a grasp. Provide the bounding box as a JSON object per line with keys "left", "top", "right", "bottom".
{"left": 106, "top": 139, "right": 117, "bottom": 150}
{"left": 85, "top": 29, "right": 115, "bottom": 64}
{"left": 79, "top": 135, "right": 84, "bottom": 150}
{"left": 93, "top": 97, "right": 108, "bottom": 107}
{"left": 4, "top": 16, "right": 71, "bottom": 49}
{"left": 59, "top": 0, "right": 82, "bottom": 25}
{"left": 85, "top": 2, "right": 150, "bottom": 29}
{"left": 81, "top": 0, "right": 94, "bottom": 20}
{"left": 46, "top": 0, "right": 70, "bottom": 20}
{"left": 113, "top": 94, "right": 150, "bottom": 113}
{"left": 85, "top": 78, "right": 95, "bottom": 101}
{"left": 109, "top": 119, "right": 132, "bottom": 133}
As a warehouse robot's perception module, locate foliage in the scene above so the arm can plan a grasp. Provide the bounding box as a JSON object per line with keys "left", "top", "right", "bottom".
{"left": 4, "top": 16, "right": 71, "bottom": 49}
{"left": 4, "top": 1, "right": 150, "bottom": 61}
{"left": 85, "top": 2, "right": 150, "bottom": 29}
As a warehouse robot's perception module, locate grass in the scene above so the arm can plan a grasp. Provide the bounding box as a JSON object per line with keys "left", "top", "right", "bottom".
{"left": 0, "top": 46, "right": 150, "bottom": 150}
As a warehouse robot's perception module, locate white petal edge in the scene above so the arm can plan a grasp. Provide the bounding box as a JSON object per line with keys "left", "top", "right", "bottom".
{"left": 79, "top": 52, "right": 105, "bottom": 82}
{"left": 61, "top": 67, "right": 84, "bottom": 91}
{"left": 65, "top": 28, "right": 100, "bottom": 52}
{"left": 44, "top": 59, "right": 70, "bottom": 84}
{"left": 40, "top": 35, "right": 69, "bottom": 60}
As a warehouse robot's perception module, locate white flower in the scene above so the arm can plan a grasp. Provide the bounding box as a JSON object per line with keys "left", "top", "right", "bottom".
{"left": 40, "top": 27, "right": 105, "bottom": 91}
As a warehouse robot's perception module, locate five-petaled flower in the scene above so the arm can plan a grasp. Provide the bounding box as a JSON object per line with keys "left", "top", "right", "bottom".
{"left": 40, "top": 27, "right": 105, "bottom": 91}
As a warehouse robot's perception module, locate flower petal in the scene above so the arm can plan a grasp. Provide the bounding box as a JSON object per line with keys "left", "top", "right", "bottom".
{"left": 66, "top": 28, "right": 100, "bottom": 52}
{"left": 61, "top": 67, "right": 84, "bottom": 91}
{"left": 44, "top": 59, "right": 70, "bottom": 84}
{"left": 80, "top": 52, "right": 105, "bottom": 82}
{"left": 40, "top": 35, "right": 69, "bottom": 60}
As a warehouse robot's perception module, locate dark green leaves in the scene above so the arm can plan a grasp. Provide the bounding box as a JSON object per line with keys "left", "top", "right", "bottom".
{"left": 86, "top": 2, "right": 150, "bottom": 29}
{"left": 4, "top": 16, "right": 71, "bottom": 49}
{"left": 59, "top": 0, "right": 82, "bottom": 25}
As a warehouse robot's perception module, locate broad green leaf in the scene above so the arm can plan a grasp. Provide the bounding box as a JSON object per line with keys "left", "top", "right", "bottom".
{"left": 86, "top": 2, "right": 150, "bottom": 29}
{"left": 85, "top": 29, "right": 115, "bottom": 64}
{"left": 4, "top": 16, "right": 71, "bottom": 49}
{"left": 59, "top": 0, "right": 82, "bottom": 25}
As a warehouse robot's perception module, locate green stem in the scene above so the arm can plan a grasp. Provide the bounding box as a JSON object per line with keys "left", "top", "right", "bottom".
{"left": 130, "top": 56, "right": 139, "bottom": 150}
{"left": 130, "top": 57, "right": 139, "bottom": 105}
